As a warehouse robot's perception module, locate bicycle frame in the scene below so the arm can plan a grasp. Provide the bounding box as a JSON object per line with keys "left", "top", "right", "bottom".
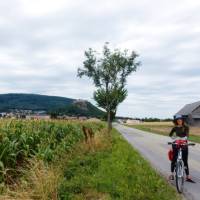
{"left": 176, "top": 147, "right": 184, "bottom": 178}
{"left": 168, "top": 139, "right": 195, "bottom": 193}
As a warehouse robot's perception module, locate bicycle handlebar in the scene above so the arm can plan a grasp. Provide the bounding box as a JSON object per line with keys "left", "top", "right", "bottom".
{"left": 189, "top": 143, "right": 196, "bottom": 146}
{"left": 167, "top": 141, "right": 195, "bottom": 146}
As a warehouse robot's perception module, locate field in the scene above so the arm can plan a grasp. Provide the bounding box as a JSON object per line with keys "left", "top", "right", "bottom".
{"left": 0, "top": 119, "right": 104, "bottom": 198}
{"left": 127, "top": 121, "right": 200, "bottom": 143}
{"left": 0, "top": 119, "right": 180, "bottom": 199}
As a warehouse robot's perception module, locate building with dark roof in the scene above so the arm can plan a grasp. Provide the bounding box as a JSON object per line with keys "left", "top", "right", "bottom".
{"left": 175, "top": 101, "right": 200, "bottom": 126}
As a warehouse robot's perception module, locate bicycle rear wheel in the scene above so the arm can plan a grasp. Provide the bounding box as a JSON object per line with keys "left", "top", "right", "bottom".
{"left": 175, "top": 160, "right": 185, "bottom": 193}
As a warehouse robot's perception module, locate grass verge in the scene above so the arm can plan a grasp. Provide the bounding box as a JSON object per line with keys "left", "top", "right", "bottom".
{"left": 127, "top": 124, "right": 200, "bottom": 143}
{"left": 58, "top": 128, "right": 181, "bottom": 200}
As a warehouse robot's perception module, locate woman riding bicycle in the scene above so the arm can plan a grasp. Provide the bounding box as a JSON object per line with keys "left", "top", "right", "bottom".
{"left": 169, "top": 114, "right": 195, "bottom": 183}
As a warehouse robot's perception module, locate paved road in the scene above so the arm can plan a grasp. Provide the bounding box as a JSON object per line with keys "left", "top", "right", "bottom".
{"left": 114, "top": 123, "right": 200, "bottom": 200}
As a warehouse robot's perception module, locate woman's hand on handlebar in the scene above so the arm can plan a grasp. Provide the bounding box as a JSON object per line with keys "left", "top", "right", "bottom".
{"left": 183, "top": 136, "right": 188, "bottom": 140}
{"left": 170, "top": 136, "right": 188, "bottom": 141}
{"left": 171, "top": 136, "right": 176, "bottom": 140}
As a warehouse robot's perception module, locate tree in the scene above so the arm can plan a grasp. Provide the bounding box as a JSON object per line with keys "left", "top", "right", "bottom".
{"left": 77, "top": 43, "right": 140, "bottom": 132}
{"left": 93, "top": 84, "right": 127, "bottom": 130}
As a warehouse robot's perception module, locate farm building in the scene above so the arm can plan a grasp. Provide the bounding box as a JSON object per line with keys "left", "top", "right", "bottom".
{"left": 175, "top": 101, "right": 200, "bottom": 126}
{"left": 126, "top": 119, "right": 141, "bottom": 125}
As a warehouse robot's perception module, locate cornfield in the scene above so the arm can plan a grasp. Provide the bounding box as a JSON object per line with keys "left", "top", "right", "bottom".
{"left": 0, "top": 119, "right": 104, "bottom": 184}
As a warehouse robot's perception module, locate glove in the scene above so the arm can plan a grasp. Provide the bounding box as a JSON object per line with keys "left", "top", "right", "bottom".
{"left": 183, "top": 136, "right": 188, "bottom": 140}
{"left": 171, "top": 136, "right": 176, "bottom": 140}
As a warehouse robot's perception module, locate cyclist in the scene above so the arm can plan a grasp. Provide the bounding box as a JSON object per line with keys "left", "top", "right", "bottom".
{"left": 169, "top": 114, "right": 195, "bottom": 183}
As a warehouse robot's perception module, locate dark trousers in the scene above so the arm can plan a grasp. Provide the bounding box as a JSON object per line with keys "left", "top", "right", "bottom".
{"left": 171, "top": 145, "right": 189, "bottom": 175}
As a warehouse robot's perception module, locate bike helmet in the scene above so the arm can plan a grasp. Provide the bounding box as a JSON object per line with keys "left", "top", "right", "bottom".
{"left": 174, "top": 114, "right": 183, "bottom": 120}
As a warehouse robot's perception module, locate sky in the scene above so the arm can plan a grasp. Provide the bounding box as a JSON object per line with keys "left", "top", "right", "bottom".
{"left": 0, "top": 0, "right": 200, "bottom": 118}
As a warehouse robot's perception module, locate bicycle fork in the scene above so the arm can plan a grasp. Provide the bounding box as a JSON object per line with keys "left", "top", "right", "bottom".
{"left": 177, "top": 148, "right": 184, "bottom": 178}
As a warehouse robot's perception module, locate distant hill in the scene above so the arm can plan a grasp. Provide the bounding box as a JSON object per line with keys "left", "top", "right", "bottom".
{"left": 0, "top": 93, "right": 104, "bottom": 118}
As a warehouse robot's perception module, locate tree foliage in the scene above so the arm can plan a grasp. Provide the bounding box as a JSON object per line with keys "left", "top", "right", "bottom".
{"left": 78, "top": 43, "right": 140, "bottom": 131}
{"left": 93, "top": 85, "right": 127, "bottom": 117}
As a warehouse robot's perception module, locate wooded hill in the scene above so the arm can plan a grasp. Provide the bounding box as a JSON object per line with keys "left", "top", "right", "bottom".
{"left": 0, "top": 93, "right": 104, "bottom": 117}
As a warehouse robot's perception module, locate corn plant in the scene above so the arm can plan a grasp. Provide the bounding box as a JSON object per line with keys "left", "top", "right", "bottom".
{"left": 0, "top": 119, "right": 104, "bottom": 184}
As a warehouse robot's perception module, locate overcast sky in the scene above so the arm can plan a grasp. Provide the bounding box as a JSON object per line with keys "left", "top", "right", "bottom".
{"left": 0, "top": 0, "right": 200, "bottom": 118}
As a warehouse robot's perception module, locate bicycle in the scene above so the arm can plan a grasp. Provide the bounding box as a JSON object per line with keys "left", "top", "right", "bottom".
{"left": 168, "top": 139, "right": 195, "bottom": 193}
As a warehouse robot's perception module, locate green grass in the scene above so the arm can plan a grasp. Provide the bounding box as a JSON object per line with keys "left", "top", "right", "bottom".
{"left": 188, "top": 135, "right": 200, "bottom": 143}
{"left": 127, "top": 124, "right": 200, "bottom": 143}
{"left": 58, "top": 129, "right": 180, "bottom": 200}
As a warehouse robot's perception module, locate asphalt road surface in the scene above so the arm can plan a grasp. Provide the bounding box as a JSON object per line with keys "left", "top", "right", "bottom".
{"left": 114, "top": 123, "right": 200, "bottom": 200}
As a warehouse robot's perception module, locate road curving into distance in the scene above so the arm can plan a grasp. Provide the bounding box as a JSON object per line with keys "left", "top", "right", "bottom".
{"left": 114, "top": 123, "right": 200, "bottom": 200}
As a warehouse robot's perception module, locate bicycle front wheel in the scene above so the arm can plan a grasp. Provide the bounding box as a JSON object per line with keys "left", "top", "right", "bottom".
{"left": 175, "top": 160, "right": 185, "bottom": 193}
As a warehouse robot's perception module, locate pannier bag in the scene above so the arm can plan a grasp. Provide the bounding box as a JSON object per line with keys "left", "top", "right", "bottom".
{"left": 168, "top": 149, "right": 174, "bottom": 161}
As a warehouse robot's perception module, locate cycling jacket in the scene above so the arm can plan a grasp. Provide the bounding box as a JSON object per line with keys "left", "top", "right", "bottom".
{"left": 169, "top": 125, "right": 189, "bottom": 138}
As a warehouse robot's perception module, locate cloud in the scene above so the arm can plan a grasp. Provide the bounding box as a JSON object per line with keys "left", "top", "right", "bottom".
{"left": 0, "top": 0, "right": 200, "bottom": 118}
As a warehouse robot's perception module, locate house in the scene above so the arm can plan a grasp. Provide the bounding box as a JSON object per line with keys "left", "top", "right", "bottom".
{"left": 26, "top": 114, "right": 50, "bottom": 120}
{"left": 57, "top": 115, "right": 78, "bottom": 120}
{"left": 126, "top": 119, "right": 141, "bottom": 125}
{"left": 0, "top": 112, "right": 7, "bottom": 118}
{"left": 78, "top": 116, "right": 88, "bottom": 120}
{"left": 175, "top": 101, "right": 200, "bottom": 126}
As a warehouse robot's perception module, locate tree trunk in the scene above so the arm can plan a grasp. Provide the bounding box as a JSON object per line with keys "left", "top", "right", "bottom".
{"left": 107, "top": 109, "right": 112, "bottom": 133}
